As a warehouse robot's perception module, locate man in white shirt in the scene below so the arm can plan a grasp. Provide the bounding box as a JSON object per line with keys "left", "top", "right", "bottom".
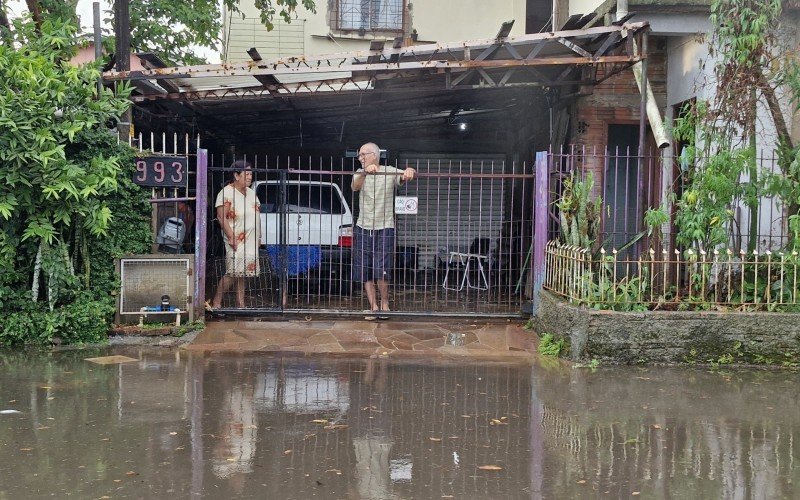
{"left": 351, "top": 142, "right": 416, "bottom": 318}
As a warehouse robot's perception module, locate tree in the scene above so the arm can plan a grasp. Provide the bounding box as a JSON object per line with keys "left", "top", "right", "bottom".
{"left": 674, "top": 0, "right": 800, "bottom": 252}
{"left": 0, "top": 17, "right": 130, "bottom": 310}
{"left": 1, "top": 0, "right": 317, "bottom": 65}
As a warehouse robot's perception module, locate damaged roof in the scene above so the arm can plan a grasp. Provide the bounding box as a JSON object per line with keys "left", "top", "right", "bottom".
{"left": 104, "top": 21, "right": 649, "bottom": 150}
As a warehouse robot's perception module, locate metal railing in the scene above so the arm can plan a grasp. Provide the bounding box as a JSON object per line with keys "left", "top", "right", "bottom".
{"left": 547, "top": 147, "right": 792, "bottom": 254}
{"left": 545, "top": 241, "right": 800, "bottom": 311}
{"left": 204, "top": 155, "right": 534, "bottom": 316}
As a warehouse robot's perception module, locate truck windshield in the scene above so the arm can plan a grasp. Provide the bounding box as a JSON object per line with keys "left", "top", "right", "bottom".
{"left": 256, "top": 183, "right": 346, "bottom": 214}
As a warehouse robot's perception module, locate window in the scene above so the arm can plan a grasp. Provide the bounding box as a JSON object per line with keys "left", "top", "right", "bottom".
{"left": 257, "top": 184, "right": 346, "bottom": 215}
{"left": 337, "top": 0, "right": 404, "bottom": 32}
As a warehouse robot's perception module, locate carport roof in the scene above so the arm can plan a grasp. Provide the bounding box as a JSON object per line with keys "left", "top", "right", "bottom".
{"left": 103, "top": 22, "right": 649, "bottom": 149}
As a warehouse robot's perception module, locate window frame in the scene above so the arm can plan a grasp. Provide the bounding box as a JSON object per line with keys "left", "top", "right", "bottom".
{"left": 333, "top": 0, "right": 406, "bottom": 34}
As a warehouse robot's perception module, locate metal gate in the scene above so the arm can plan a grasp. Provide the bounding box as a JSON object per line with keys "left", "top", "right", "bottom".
{"left": 201, "top": 155, "right": 535, "bottom": 317}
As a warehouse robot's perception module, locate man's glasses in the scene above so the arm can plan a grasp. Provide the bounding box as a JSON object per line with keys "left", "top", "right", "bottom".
{"left": 357, "top": 151, "right": 375, "bottom": 158}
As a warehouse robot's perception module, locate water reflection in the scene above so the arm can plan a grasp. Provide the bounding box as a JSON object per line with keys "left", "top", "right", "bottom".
{"left": 0, "top": 348, "right": 798, "bottom": 499}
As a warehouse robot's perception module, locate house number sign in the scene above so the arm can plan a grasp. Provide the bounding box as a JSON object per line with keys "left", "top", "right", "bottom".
{"left": 133, "top": 156, "right": 188, "bottom": 187}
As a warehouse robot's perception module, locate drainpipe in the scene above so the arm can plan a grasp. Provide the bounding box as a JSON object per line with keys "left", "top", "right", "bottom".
{"left": 633, "top": 36, "right": 670, "bottom": 150}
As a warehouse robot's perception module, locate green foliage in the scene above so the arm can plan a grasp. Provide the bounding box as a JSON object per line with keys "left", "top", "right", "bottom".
{"left": 673, "top": 144, "right": 753, "bottom": 252}
{"left": 175, "top": 320, "right": 205, "bottom": 337}
{"left": 121, "top": 0, "right": 317, "bottom": 65}
{"left": 0, "top": 294, "right": 114, "bottom": 346}
{"left": 574, "top": 358, "right": 600, "bottom": 370}
{"left": 3, "top": 1, "right": 317, "bottom": 66}
{"left": 727, "top": 255, "right": 800, "bottom": 311}
{"left": 763, "top": 143, "right": 800, "bottom": 251}
{"left": 558, "top": 172, "right": 601, "bottom": 249}
{"left": 709, "top": 0, "right": 782, "bottom": 133}
{"left": 0, "top": 18, "right": 151, "bottom": 345}
{"left": 581, "top": 254, "right": 649, "bottom": 312}
{"left": 537, "top": 333, "right": 566, "bottom": 357}
{"left": 643, "top": 207, "right": 669, "bottom": 239}
{"left": 585, "top": 276, "right": 649, "bottom": 312}
{"left": 81, "top": 138, "right": 152, "bottom": 295}
{"left": 0, "top": 17, "right": 130, "bottom": 256}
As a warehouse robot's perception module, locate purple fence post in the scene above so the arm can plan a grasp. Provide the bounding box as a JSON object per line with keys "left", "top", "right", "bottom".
{"left": 194, "top": 148, "right": 208, "bottom": 316}
{"left": 531, "top": 151, "right": 549, "bottom": 315}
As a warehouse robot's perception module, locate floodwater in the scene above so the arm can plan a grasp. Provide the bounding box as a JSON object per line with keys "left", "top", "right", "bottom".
{"left": 0, "top": 349, "right": 798, "bottom": 499}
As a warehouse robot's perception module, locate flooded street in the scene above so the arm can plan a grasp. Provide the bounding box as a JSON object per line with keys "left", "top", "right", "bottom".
{"left": 1, "top": 348, "right": 798, "bottom": 499}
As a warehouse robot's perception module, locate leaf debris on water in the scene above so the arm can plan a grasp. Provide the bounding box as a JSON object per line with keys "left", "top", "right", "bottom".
{"left": 84, "top": 355, "right": 138, "bottom": 365}
{"left": 477, "top": 465, "right": 503, "bottom": 471}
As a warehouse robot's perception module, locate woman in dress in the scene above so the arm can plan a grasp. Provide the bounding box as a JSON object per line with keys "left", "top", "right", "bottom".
{"left": 211, "top": 160, "right": 260, "bottom": 308}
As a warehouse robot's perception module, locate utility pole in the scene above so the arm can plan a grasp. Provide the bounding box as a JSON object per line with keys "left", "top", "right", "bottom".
{"left": 114, "top": 0, "right": 131, "bottom": 142}
{"left": 93, "top": 2, "right": 102, "bottom": 96}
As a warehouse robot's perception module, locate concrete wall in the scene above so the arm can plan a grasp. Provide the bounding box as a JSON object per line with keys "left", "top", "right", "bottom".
{"left": 532, "top": 291, "right": 800, "bottom": 364}
{"left": 665, "top": 34, "right": 711, "bottom": 107}
{"left": 412, "top": 1, "right": 526, "bottom": 42}
{"left": 570, "top": 0, "right": 603, "bottom": 16}
{"left": 224, "top": 0, "right": 526, "bottom": 63}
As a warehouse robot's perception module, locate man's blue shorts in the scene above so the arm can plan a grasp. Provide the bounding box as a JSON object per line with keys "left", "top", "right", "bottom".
{"left": 352, "top": 226, "right": 394, "bottom": 282}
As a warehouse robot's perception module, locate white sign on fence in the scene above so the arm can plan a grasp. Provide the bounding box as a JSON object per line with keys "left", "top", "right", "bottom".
{"left": 395, "top": 196, "right": 418, "bottom": 215}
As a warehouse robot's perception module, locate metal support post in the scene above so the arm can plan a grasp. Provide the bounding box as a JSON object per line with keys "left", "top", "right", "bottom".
{"left": 531, "top": 151, "right": 549, "bottom": 315}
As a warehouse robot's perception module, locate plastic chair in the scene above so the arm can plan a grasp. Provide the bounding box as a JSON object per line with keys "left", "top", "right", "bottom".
{"left": 442, "top": 238, "right": 491, "bottom": 291}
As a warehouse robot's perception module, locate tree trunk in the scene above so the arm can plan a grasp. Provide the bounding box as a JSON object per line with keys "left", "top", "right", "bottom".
{"left": 758, "top": 72, "right": 792, "bottom": 150}
{"left": 25, "top": 0, "right": 42, "bottom": 31}
{"left": 31, "top": 240, "right": 43, "bottom": 302}
{"left": 0, "top": 1, "right": 13, "bottom": 46}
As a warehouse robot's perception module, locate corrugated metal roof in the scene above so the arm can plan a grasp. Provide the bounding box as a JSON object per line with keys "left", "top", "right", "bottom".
{"left": 110, "top": 21, "right": 650, "bottom": 151}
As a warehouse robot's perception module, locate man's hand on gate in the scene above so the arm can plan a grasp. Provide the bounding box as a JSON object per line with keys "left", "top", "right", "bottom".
{"left": 402, "top": 167, "right": 416, "bottom": 181}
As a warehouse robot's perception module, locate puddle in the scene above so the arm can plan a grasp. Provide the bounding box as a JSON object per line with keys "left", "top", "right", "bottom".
{"left": 0, "top": 348, "right": 798, "bottom": 498}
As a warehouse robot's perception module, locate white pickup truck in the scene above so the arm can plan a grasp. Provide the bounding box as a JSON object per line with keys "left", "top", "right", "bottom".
{"left": 254, "top": 180, "right": 353, "bottom": 292}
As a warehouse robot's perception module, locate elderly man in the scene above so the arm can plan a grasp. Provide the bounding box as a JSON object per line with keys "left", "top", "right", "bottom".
{"left": 351, "top": 142, "right": 416, "bottom": 319}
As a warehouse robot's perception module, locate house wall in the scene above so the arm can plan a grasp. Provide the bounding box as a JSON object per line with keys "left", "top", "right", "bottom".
{"left": 665, "top": 34, "right": 711, "bottom": 107}
{"left": 223, "top": 0, "right": 526, "bottom": 63}
{"left": 412, "top": 1, "right": 526, "bottom": 42}
{"left": 572, "top": 39, "right": 667, "bottom": 189}
{"left": 72, "top": 44, "right": 146, "bottom": 71}
{"left": 570, "top": 0, "right": 603, "bottom": 16}
{"left": 664, "top": 14, "right": 800, "bottom": 249}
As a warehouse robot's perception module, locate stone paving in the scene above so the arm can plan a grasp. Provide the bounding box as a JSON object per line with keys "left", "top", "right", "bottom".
{"left": 185, "top": 318, "right": 536, "bottom": 361}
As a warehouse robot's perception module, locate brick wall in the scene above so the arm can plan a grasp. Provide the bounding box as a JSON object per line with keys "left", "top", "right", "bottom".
{"left": 570, "top": 38, "right": 668, "bottom": 193}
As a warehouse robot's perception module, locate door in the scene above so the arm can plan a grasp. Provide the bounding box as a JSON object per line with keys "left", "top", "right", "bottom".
{"left": 604, "top": 125, "right": 641, "bottom": 256}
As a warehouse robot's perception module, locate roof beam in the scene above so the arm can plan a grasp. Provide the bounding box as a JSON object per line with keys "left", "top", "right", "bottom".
{"left": 109, "top": 55, "right": 640, "bottom": 83}
{"left": 104, "top": 23, "right": 649, "bottom": 82}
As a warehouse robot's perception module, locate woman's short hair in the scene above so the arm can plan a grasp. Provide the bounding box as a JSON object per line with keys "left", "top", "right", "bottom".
{"left": 230, "top": 160, "right": 251, "bottom": 174}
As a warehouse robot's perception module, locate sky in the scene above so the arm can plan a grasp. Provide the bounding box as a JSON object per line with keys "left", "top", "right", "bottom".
{"left": 6, "top": 0, "right": 110, "bottom": 31}
{"left": 6, "top": 0, "right": 220, "bottom": 62}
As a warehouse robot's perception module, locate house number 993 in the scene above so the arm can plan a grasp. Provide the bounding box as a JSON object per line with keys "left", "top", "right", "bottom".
{"left": 133, "top": 156, "right": 188, "bottom": 187}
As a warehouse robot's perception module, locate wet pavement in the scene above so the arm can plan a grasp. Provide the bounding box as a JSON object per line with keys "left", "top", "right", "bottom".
{"left": 187, "top": 319, "right": 535, "bottom": 361}
{"left": 1, "top": 347, "right": 799, "bottom": 499}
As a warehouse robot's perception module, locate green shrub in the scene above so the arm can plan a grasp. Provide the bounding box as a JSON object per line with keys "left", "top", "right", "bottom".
{"left": 0, "top": 294, "right": 114, "bottom": 346}
{"left": 0, "top": 19, "right": 152, "bottom": 346}
{"left": 537, "top": 333, "right": 566, "bottom": 357}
